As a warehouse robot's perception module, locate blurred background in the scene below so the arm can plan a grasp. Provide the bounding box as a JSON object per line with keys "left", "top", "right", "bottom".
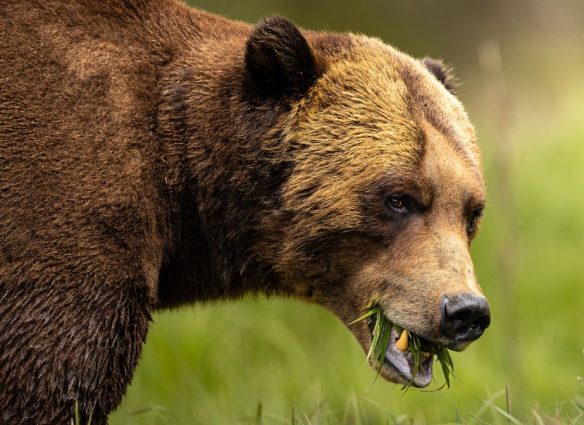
{"left": 111, "top": 1, "right": 584, "bottom": 423}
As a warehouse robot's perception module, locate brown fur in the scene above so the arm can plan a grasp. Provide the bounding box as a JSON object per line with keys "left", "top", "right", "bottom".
{"left": 0, "top": 1, "right": 488, "bottom": 423}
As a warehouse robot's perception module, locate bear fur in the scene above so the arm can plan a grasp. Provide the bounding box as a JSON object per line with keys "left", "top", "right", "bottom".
{"left": 0, "top": 0, "right": 488, "bottom": 423}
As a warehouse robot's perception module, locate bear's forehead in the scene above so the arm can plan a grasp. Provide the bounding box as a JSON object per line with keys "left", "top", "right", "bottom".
{"left": 292, "top": 35, "right": 480, "bottom": 174}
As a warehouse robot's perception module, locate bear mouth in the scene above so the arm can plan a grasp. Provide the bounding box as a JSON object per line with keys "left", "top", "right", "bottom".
{"left": 367, "top": 316, "right": 437, "bottom": 388}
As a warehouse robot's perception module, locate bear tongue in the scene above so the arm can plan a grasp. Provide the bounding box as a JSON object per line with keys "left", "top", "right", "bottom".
{"left": 384, "top": 327, "right": 433, "bottom": 387}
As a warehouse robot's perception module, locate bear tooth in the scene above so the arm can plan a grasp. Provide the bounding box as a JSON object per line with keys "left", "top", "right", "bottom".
{"left": 396, "top": 329, "right": 409, "bottom": 352}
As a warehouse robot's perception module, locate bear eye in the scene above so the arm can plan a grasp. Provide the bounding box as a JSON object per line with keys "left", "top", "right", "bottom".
{"left": 467, "top": 208, "right": 483, "bottom": 237}
{"left": 386, "top": 194, "right": 409, "bottom": 214}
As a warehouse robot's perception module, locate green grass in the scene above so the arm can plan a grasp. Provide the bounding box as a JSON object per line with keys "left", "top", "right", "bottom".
{"left": 349, "top": 306, "right": 394, "bottom": 378}
{"left": 108, "top": 298, "right": 582, "bottom": 424}
{"left": 349, "top": 306, "right": 454, "bottom": 389}
{"left": 71, "top": 401, "right": 93, "bottom": 425}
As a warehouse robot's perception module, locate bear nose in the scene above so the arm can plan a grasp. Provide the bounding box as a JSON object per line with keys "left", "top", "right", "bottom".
{"left": 440, "top": 293, "right": 491, "bottom": 342}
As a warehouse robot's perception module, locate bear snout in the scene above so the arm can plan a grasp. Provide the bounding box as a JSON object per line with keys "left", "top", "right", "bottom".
{"left": 440, "top": 293, "right": 491, "bottom": 348}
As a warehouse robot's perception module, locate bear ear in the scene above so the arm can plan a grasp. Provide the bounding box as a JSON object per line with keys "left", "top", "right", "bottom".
{"left": 245, "top": 16, "right": 321, "bottom": 101}
{"left": 422, "top": 57, "right": 458, "bottom": 94}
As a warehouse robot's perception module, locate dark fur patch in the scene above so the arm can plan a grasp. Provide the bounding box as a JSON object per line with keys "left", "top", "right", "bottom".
{"left": 245, "top": 16, "right": 323, "bottom": 100}
{"left": 422, "top": 57, "right": 457, "bottom": 93}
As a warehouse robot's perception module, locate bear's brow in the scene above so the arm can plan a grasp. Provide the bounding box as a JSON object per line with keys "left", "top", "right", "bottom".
{"left": 398, "top": 63, "right": 480, "bottom": 171}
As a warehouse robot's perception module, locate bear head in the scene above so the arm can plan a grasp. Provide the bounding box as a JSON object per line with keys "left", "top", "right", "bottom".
{"left": 240, "top": 17, "right": 490, "bottom": 388}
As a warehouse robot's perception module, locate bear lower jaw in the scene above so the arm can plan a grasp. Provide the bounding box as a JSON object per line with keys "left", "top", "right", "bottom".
{"left": 382, "top": 326, "right": 434, "bottom": 388}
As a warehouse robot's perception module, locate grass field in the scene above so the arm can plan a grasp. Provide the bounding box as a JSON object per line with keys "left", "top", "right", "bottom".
{"left": 109, "top": 3, "right": 584, "bottom": 424}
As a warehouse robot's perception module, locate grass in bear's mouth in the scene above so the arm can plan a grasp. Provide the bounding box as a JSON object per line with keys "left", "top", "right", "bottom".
{"left": 350, "top": 305, "right": 455, "bottom": 389}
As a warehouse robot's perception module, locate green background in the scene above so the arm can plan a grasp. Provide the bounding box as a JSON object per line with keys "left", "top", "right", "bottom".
{"left": 111, "top": 1, "right": 584, "bottom": 423}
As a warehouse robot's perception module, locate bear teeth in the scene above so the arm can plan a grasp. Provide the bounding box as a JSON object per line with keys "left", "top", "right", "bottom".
{"left": 396, "top": 329, "right": 409, "bottom": 352}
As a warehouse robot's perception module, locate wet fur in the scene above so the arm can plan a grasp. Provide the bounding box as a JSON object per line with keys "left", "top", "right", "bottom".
{"left": 0, "top": 0, "right": 484, "bottom": 423}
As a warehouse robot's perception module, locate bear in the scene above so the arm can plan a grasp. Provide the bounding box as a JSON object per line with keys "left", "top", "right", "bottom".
{"left": 0, "top": 0, "right": 491, "bottom": 423}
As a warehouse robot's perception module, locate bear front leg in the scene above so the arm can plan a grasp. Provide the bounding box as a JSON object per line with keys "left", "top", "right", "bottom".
{"left": 0, "top": 278, "right": 153, "bottom": 425}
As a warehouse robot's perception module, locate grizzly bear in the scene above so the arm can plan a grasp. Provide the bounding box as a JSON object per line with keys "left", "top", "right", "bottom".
{"left": 0, "top": 0, "right": 491, "bottom": 423}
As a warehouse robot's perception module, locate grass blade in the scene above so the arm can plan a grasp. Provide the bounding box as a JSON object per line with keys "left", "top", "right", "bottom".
{"left": 483, "top": 400, "right": 523, "bottom": 425}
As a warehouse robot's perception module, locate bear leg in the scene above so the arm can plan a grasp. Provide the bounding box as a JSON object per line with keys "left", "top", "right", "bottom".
{"left": 0, "top": 278, "right": 152, "bottom": 424}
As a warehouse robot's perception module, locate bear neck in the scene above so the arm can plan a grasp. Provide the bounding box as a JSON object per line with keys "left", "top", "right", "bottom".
{"left": 155, "top": 35, "right": 291, "bottom": 306}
